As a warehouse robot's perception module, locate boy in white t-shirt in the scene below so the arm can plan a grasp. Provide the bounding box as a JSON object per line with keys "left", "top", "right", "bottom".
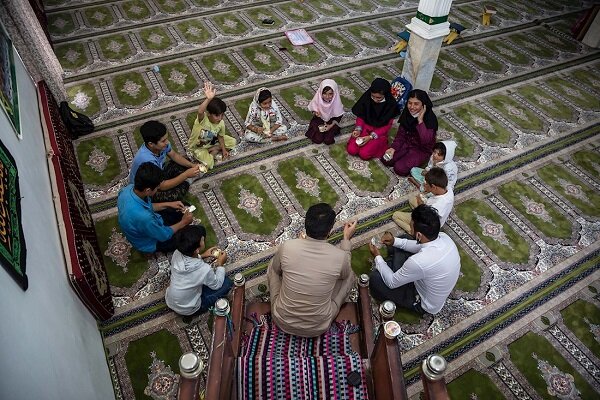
{"left": 393, "top": 167, "right": 454, "bottom": 234}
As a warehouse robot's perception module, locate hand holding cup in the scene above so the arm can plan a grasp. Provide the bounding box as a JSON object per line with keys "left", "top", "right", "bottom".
{"left": 382, "top": 231, "right": 394, "bottom": 246}
{"left": 216, "top": 250, "right": 228, "bottom": 266}
{"left": 368, "top": 243, "right": 380, "bottom": 257}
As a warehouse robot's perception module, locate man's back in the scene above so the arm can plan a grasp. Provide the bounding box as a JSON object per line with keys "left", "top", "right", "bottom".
{"left": 117, "top": 185, "right": 172, "bottom": 252}
{"left": 413, "top": 232, "right": 460, "bottom": 314}
{"left": 269, "top": 238, "right": 352, "bottom": 337}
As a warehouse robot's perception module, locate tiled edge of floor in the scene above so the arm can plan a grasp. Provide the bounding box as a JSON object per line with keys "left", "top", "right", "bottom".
{"left": 406, "top": 264, "right": 600, "bottom": 396}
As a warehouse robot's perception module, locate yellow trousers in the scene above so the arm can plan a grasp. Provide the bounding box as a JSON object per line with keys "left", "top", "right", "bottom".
{"left": 444, "top": 31, "right": 459, "bottom": 44}
{"left": 190, "top": 134, "right": 237, "bottom": 169}
{"left": 392, "top": 195, "right": 420, "bottom": 233}
{"left": 482, "top": 13, "right": 491, "bottom": 26}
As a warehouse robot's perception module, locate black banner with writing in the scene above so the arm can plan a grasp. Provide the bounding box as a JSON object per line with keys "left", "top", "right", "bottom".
{"left": 0, "top": 139, "right": 27, "bottom": 290}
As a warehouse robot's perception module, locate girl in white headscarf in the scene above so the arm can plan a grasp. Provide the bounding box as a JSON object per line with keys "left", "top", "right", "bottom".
{"left": 306, "top": 79, "right": 345, "bottom": 145}
{"left": 244, "top": 87, "right": 288, "bottom": 143}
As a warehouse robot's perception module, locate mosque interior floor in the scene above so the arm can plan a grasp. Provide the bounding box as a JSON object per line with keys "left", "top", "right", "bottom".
{"left": 45, "top": 0, "right": 600, "bottom": 398}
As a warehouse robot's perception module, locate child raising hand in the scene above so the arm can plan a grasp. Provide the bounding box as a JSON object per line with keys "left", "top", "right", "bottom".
{"left": 188, "top": 81, "right": 237, "bottom": 170}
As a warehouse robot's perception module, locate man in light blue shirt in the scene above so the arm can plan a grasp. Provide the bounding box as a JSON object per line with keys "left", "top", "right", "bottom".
{"left": 118, "top": 162, "right": 193, "bottom": 253}
{"left": 369, "top": 205, "right": 460, "bottom": 315}
{"left": 129, "top": 120, "right": 202, "bottom": 202}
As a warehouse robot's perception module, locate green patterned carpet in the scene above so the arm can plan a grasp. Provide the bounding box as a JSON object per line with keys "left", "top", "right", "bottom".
{"left": 46, "top": 0, "right": 600, "bottom": 398}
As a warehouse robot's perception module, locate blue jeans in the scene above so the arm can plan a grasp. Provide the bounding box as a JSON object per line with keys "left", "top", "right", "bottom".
{"left": 199, "top": 276, "right": 234, "bottom": 313}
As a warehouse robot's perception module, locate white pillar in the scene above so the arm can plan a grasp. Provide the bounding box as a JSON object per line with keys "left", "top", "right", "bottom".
{"left": 401, "top": 0, "right": 454, "bottom": 91}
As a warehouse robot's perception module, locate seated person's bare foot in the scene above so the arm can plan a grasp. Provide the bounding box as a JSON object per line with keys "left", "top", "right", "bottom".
{"left": 407, "top": 176, "right": 420, "bottom": 189}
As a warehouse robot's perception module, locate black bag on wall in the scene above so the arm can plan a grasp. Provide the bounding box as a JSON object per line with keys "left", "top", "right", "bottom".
{"left": 59, "top": 101, "right": 94, "bottom": 139}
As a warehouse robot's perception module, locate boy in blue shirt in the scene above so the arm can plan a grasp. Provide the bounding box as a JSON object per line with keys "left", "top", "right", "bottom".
{"left": 118, "top": 162, "right": 193, "bottom": 254}
{"left": 129, "top": 120, "right": 203, "bottom": 203}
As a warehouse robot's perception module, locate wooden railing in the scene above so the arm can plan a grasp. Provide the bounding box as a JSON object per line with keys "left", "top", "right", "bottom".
{"left": 180, "top": 273, "right": 450, "bottom": 400}
{"left": 177, "top": 353, "right": 203, "bottom": 400}
{"left": 230, "top": 275, "right": 246, "bottom": 357}
{"left": 421, "top": 355, "right": 451, "bottom": 400}
{"left": 357, "top": 274, "right": 375, "bottom": 359}
{"left": 204, "top": 305, "right": 235, "bottom": 400}
{"left": 369, "top": 319, "right": 408, "bottom": 400}
{"left": 179, "top": 274, "right": 246, "bottom": 400}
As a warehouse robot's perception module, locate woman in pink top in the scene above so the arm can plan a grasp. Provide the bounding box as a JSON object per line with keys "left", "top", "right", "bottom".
{"left": 347, "top": 78, "right": 400, "bottom": 160}
{"left": 382, "top": 89, "right": 438, "bottom": 176}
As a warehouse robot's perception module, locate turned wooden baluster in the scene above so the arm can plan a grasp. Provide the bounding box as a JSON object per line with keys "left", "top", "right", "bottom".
{"left": 357, "top": 274, "right": 375, "bottom": 358}
{"left": 421, "top": 354, "right": 450, "bottom": 400}
{"left": 231, "top": 273, "right": 246, "bottom": 357}
{"left": 370, "top": 301, "right": 408, "bottom": 400}
{"left": 177, "top": 353, "right": 204, "bottom": 400}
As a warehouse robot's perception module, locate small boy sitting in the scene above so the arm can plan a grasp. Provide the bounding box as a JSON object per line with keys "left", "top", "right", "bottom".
{"left": 409, "top": 140, "right": 458, "bottom": 191}
{"left": 393, "top": 167, "right": 454, "bottom": 234}
{"left": 165, "top": 225, "right": 233, "bottom": 320}
{"left": 188, "top": 81, "right": 237, "bottom": 169}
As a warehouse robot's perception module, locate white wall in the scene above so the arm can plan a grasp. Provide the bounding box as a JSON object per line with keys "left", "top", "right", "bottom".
{"left": 0, "top": 49, "right": 114, "bottom": 400}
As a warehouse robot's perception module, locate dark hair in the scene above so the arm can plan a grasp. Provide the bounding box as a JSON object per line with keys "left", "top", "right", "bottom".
{"left": 140, "top": 120, "right": 167, "bottom": 144}
{"left": 433, "top": 142, "right": 447, "bottom": 158}
{"left": 134, "top": 162, "right": 163, "bottom": 191}
{"left": 322, "top": 86, "right": 333, "bottom": 94}
{"left": 207, "top": 97, "right": 227, "bottom": 115}
{"left": 369, "top": 77, "right": 391, "bottom": 95}
{"left": 411, "top": 205, "right": 441, "bottom": 241}
{"left": 407, "top": 89, "right": 433, "bottom": 109}
{"left": 425, "top": 167, "right": 448, "bottom": 189}
{"left": 305, "top": 203, "right": 336, "bottom": 240}
{"left": 257, "top": 89, "right": 272, "bottom": 103}
{"left": 174, "top": 225, "right": 207, "bottom": 257}
{"left": 398, "top": 89, "right": 438, "bottom": 131}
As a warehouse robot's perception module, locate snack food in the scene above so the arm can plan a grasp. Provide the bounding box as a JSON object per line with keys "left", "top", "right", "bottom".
{"left": 212, "top": 248, "right": 222, "bottom": 258}
{"left": 318, "top": 125, "right": 327, "bottom": 132}
{"left": 187, "top": 205, "right": 196, "bottom": 213}
{"left": 198, "top": 164, "right": 208, "bottom": 173}
{"left": 383, "top": 152, "right": 392, "bottom": 161}
{"left": 356, "top": 137, "right": 365, "bottom": 146}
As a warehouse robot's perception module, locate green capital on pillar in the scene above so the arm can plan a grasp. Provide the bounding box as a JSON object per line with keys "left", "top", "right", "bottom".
{"left": 415, "top": 11, "right": 449, "bottom": 25}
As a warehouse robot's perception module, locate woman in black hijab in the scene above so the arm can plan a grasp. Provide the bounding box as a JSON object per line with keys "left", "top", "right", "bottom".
{"left": 347, "top": 78, "right": 401, "bottom": 160}
{"left": 382, "top": 89, "right": 438, "bottom": 176}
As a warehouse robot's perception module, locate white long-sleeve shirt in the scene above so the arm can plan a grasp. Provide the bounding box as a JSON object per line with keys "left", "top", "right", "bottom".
{"left": 375, "top": 233, "right": 461, "bottom": 314}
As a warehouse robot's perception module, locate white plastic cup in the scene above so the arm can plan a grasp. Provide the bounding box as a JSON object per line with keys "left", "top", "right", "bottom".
{"left": 371, "top": 236, "right": 383, "bottom": 249}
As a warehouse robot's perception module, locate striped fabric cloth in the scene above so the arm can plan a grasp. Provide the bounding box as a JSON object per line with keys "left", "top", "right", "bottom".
{"left": 238, "top": 314, "right": 369, "bottom": 399}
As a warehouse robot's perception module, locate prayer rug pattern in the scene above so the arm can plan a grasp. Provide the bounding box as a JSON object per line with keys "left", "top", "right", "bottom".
{"left": 43, "top": 0, "right": 600, "bottom": 398}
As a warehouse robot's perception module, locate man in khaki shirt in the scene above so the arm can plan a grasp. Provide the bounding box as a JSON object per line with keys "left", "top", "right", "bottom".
{"left": 267, "top": 203, "right": 357, "bottom": 337}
